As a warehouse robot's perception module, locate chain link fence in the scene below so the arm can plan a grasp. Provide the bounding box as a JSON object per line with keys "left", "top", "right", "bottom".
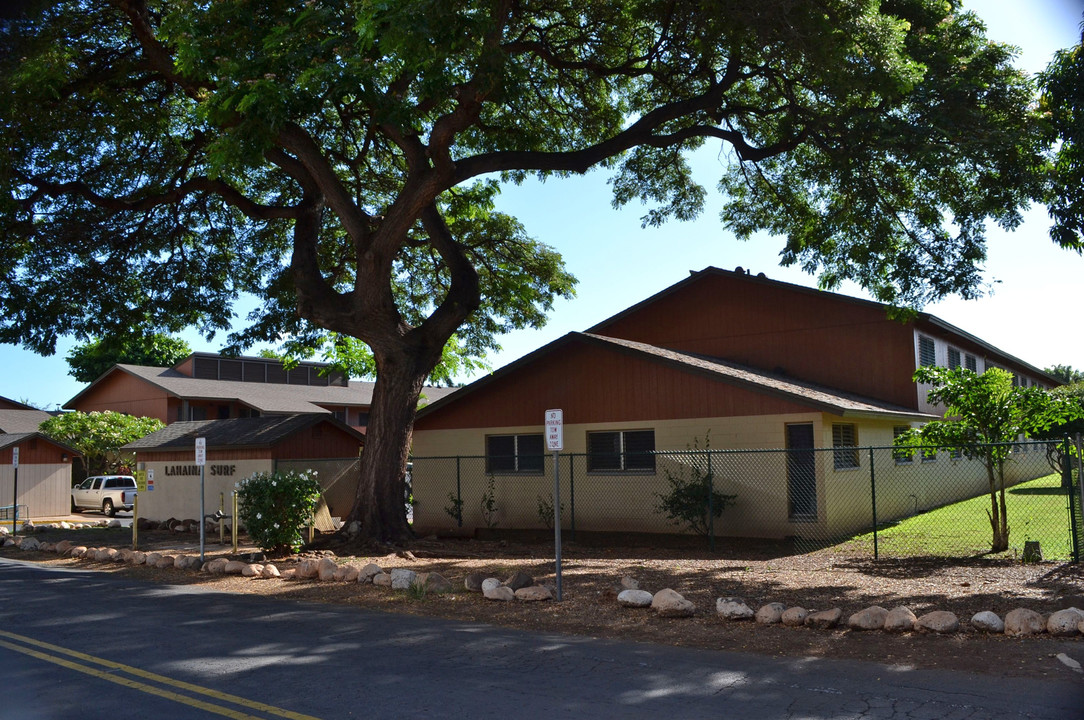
{"left": 411, "top": 440, "right": 1081, "bottom": 561}
{"left": 274, "top": 457, "right": 361, "bottom": 530}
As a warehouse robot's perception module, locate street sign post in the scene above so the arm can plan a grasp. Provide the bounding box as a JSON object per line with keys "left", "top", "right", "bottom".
{"left": 545, "top": 409, "right": 564, "bottom": 600}
{"left": 196, "top": 437, "right": 206, "bottom": 561}
{"left": 11, "top": 446, "right": 18, "bottom": 534}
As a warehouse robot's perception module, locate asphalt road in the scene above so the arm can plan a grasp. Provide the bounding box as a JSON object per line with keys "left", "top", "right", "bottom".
{"left": 1, "top": 558, "right": 1081, "bottom": 720}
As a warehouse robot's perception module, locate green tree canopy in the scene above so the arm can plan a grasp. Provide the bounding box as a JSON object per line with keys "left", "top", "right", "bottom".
{"left": 39, "top": 411, "right": 164, "bottom": 476}
{"left": 65, "top": 333, "right": 192, "bottom": 383}
{"left": 1039, "top": 22, "right": 1084, "bottom": 249}
{"left": 896, "top": 367, "right": 1081, "bottom": 552}
{"left": 1045, "top": 364, "right": 1084, "bottom": 385}
{"left": 0, "top": 1, "right": 1069, "bottom": 541}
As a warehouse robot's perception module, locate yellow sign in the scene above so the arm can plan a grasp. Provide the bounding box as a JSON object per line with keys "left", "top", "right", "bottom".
{"left": 134, "top": 470, "right": 148, "bottom": 492}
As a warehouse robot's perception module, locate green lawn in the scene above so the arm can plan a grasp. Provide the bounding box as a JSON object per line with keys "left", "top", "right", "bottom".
{"left": 849, "top": 474, "right": 1076, "bottom": 560}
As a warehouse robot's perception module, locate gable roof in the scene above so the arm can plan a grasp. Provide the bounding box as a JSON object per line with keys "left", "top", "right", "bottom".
{"left": 0, "top": 408, "right": 53, "bottom": 434}
{"left": 417, "top": 332, "right": 937, "bottom": 423}
{"left": 122, "top": 413, "right": 365, "bottom": 452}
{"left": 0, "top": 432, "right": 79, "bottom": 455}
{"left": 0, "top": 395, "right": 37, "bottom": 411}
{"left": 588, "top": 266, "right": 1061, "bottom": 384}
{"left": 64, "top": 363, "right": 459, "bottom": 413}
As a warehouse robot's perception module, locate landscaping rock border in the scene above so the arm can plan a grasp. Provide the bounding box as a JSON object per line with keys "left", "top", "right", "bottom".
{"left": 4, "top": 533, "right": 1083, "bottom": 638}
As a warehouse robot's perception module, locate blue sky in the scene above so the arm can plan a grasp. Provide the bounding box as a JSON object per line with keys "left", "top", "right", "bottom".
{"left": 2, "top": 0, "right": 1082, "bottom": 410}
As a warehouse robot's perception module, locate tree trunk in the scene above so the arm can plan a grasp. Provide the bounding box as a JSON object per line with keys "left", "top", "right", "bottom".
{"left": 984, "top": 457, "right": 1009, "bottom": 553}
{"left": 344, "top": 355, "right": 431, "bottom": 543}
{"left": 996, "top": 459, "right": 1010, "bottom": 552}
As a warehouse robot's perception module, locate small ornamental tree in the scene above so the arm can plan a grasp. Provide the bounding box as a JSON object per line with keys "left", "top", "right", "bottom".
{"left": 39, "top": 410, "right": 163, "bottom": 476}
{"left": 235, "top": 470, "right": 322, "bottom": 554}
{"left": 895, "top": 367, "right": 1081, "bottom": 553}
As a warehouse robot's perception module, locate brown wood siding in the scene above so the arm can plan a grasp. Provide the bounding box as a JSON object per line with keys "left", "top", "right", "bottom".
{"left": 593, "top": 272, "right": 918, "bottom": 408}
{"left": 0, "top": 398, "right": 30, "bottom": 410}
{"left": 174, "top": 357, "right": 194, "bottom": 377}
{"left": 71, "top": 371, "right": 172, "bottom": 422}
{"left": 415, "top": 341, "right": 821, "bottom": 430}
{"left": 272, "top": 424, "right": 363, "bottom": 459}
{"left": 0, "top": 441, "right": 72, "bottom": 465}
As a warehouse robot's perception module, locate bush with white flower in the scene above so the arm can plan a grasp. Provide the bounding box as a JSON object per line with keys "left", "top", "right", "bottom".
{"left": 235, "top": 470, "right": 322, "bottom": 554}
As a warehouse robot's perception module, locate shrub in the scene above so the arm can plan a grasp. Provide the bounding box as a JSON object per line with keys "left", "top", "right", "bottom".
{"left": 653, "top": 434, "right": 736, "bottom": 537}
{"left": 235, "top": 470, "right": 321, "bottom": 554}
{"left": 536, "top": 493, "right": 566, "bottom": 530}
{"left": 479, "top": 474, "right": 499, "bottom": 529}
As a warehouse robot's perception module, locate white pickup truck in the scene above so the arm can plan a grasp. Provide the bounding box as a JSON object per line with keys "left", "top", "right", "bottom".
{"left": 70, "top": 475, "right": 137, "bottom": 517}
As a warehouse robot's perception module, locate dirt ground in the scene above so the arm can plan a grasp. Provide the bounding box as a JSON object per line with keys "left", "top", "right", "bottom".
{"left": 5, "top": 525, "right": 1084, "bottom": 682}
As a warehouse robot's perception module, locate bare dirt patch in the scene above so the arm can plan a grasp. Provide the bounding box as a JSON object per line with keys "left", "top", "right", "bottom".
{"left": 6, "top": 527, "right": 1084, "bottom": 681}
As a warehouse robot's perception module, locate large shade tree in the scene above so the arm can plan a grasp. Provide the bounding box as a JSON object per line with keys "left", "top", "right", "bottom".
{"left": 1038, "top": 21, "right": 1084, "bottom": 249}
{"left": 0, "top": 0, "right": 1071, "bottom": 542}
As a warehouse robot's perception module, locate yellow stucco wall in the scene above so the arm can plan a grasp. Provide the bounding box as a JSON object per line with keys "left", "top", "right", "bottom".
{"left": 411, "top": 414, "right": 1054, "bottom": 540}
{"left": 133, "top": 460, "right": 271, "bottom": 521}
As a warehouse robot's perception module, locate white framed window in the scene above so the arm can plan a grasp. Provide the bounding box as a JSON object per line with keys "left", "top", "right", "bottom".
{"left": 486, "top": 434, "right": 544, "bottom": 474}
{"left": 587, "top": 430, "right": 655, "bottom": 472}
{"left": 832, "top": 424, "right": 859, "bottom": 470}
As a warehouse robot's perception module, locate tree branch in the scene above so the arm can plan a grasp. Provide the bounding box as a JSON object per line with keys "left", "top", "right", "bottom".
{"left": 24, "top": 176, "right": 298, "bottom": 221}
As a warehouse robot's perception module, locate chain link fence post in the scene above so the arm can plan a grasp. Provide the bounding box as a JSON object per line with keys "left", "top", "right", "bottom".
{"left": 870, "top": 447, "right": 878, "bottom": 560}
{"left": 568, "top": 453, "right": 576, "bottom": 542}
{"left": 707, "top": 451, "right": 715, "bottom": 552}
{"left": 455, "top": 456, "right": 462, "bottom": 527}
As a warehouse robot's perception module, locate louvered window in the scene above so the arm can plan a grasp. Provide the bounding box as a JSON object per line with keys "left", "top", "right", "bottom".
{"left": 918, "top": 336, "right": 936, "bottom": 367}
{"left": 832, "top": 424, "right": 859, "bottom": 470}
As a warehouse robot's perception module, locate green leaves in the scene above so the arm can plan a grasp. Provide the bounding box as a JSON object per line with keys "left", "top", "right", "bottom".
{"left": 902, "top": 366, "right": 1083, "bottom": 458}
{"left": 65, "top": 333, "right": 191, "bottom": 383}
{"left": 1038, "top": 29, "right": 1084, "bottom": 251}
{"left": 235, "top": 470, "right": 322, "bottom": 554}
{"left": 38, "top": 411, "right": 164, "bottom": 476}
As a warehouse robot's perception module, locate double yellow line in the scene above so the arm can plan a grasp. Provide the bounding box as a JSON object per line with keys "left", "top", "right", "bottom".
{"left": 0, "top": 629, "right": 322, "bottom": 720}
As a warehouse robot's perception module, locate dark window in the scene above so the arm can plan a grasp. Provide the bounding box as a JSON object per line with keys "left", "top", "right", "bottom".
{"left": 267, "top": 364, "right": 288, "bottom": 384}
{"left": 219, "top": 360, "right": 243, "bottom": 381}
{"left": 965, "top": 354, "right": 978, "bottom": 372}
{"left": 947, "top": 347, "right": 961, "bottom": 369}
{"left": 485, "top": 434, "right": 544, "bottom": 474}
{"left": 288, "top": 366, "right": 309, "bottom": 385}
{"left": 217, "top": 405, "right": 230, "bottom": 419}
{"left": 193, "top": 357, "right": 218, "bottom": 379}
{"left": 918, "top": 336, "right": 936, "bottom": 367}
{"left": 832, "top": 424, "right": 859, "bottom": 470}
{"left": 356, "top": 412, "right": 369, "bottom": 426}
{"left": 242, "top": 361, "right": 266, "bottom": 383}
{"left": 587, "top": 430, "right": 655, "bottom": 472}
